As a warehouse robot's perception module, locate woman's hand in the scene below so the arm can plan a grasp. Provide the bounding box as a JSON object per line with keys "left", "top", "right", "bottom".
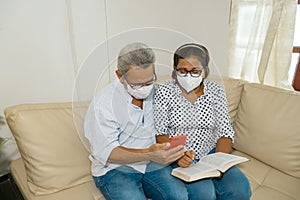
{"left": 177, "top": 150, "right": 195, "bottom": 168}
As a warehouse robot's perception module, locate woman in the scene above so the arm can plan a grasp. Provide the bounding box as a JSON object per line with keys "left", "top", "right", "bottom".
{"left": 154, "top": 43, "right": 251, "bottom": 200}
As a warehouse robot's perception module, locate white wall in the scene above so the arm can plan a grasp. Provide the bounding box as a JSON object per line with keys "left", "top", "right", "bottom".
{"left": 106, "top": 0, "right": 230, "bottom": 77}
{"left": 0, "top": 0, "right": 76, "bottom": 175}
{"left": 0, "top": 0, "right": 231, "bottom": 175}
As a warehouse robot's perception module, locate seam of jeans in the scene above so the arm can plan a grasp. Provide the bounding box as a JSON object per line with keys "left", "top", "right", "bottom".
{"left": 94, "top": 176, "right": 113, "bottom": 200}
{"left": 143, "top": 176, "right": 168, "bottom": 200}
{"left": 101, "top": 185, "right": 113, "bottom": 200}
{"left": 214, "top": 185, "right": 220, "bottom": 198}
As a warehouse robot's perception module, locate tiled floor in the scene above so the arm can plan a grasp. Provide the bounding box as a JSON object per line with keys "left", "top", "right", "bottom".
{"left": 0, "top": 173, "right": 24, "bottom": 200}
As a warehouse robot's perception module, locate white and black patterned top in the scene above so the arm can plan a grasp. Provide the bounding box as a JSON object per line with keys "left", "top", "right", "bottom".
{"left": 154, "top": 79, "right": 234, "bottom": 159}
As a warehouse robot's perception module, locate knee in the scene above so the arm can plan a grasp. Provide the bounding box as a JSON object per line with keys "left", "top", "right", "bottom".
{"left": 228, "top": 189, "right": 251, "bottom": 200}
{"left": 221, "top": 167, "right": 252, "bottom": 200}
{"left": 234, "top": 183, "right": 252, "bottom": 200}
{"left": 162, "top": 180, "right": 189, "bottom": 200}
{"left": 146, "top": 185, "right": 188, "bottom": 200}
{"left": 231, "top": 176, "right": 252, "bottom": 199}
{"left": 191, "top": 189, "right": 216, "bottom": 200}
{"left": 186, "top": 179, "right": 216, "bottom": 200}
{"left": 220, "top": 182, "right": 252, "bottom": 200}
{"left": 167, "top": 189, "right": 189, "bottom": 200}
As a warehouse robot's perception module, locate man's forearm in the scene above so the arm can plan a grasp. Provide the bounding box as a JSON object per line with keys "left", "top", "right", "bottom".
{"left": 108, "top": 144, "right": 186, "bottom": 165}
{"left": 108, "top": 146, "right": 151, "bottom": 164}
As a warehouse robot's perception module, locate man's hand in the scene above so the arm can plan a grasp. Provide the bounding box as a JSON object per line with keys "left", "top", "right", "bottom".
{"left": 176, "top": 150, "right": 195, "bottom": 168}
{"left": 147, "top": 143, "right": 186, "bottom": 165}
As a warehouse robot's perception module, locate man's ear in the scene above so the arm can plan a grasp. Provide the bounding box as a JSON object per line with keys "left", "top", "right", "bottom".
{"left": 115, "top": 70, "right": 124, "bottom": 83}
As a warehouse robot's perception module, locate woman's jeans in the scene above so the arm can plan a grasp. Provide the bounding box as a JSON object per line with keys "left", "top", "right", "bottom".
{"left": 171, "top": 148, "right": 252, "bottom": 200}
{"left": 93, "top": 149, "right": 252, "bottom": 200}
{"left": 93, "top": 162, "right": 188, "bottom": 200}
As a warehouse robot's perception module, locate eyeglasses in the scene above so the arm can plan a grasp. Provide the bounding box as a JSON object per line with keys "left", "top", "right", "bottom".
{"left": 124, "top": 74, "right": 157, "bottom": 90}
{"left": 175, "top": 68, "right": 203, "bottom": 77}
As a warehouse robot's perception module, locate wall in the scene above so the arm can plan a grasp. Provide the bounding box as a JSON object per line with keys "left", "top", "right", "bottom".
{"left": 0, "top": 0, "right": 231, "bottom": 175}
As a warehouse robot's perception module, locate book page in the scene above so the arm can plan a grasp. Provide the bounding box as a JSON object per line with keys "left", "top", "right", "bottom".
{"left": 171, "top": 162, "right": 220, "bottom": 182}
{"left": 200, "top": 152, "right": 249, "bottom": 172}
{"left": 171, "top": 153, "right": 249, "bottom": 182}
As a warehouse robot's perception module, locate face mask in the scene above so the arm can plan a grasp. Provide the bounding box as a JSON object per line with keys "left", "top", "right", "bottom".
{"left": 177, "top": 74, "right": 203, "bottom": 93}
{"left": 127, "top": 84, "right": 154, "bottom": 99}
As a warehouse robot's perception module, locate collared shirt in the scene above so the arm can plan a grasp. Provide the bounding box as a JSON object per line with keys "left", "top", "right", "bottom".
{"left": 154, "top": 79, "right": 234, "bottom": 159}
{"left": 84, "top": 79, "right": 156, "bottom": 176}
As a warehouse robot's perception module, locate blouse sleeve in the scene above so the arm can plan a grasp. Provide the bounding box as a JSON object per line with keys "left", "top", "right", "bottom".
{"left": 153, "top": 83, "right": 171, "bottom": 135}
{"left": 213, "top": 85, "right": 235, "bottom": 142}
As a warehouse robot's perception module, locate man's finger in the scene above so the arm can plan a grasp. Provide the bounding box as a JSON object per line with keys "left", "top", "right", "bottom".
{"left": 170, "top": 149, "right": 186, "bottom": 161}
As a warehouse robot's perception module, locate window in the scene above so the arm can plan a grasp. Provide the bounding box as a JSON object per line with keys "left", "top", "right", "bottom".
{"left": 228, "top": 0, "right": 296, "bottom": 89}
{"left": 290, "top": 0, "right": 300, "bottom": 91}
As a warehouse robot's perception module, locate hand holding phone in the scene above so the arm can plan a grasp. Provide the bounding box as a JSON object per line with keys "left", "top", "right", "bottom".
{"left": 169, "top": 135, "right": 187, "bottom": 149}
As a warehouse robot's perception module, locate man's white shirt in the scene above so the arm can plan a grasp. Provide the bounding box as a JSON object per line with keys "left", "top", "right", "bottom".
{"left": 84, "top": 79, "right": 156, "bottom": 176}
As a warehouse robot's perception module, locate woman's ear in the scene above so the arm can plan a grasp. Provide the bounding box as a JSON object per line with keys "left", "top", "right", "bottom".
{"left": 172, "top": 66, "right": 177, "bottom": 79}
{"left": 203, "top": 66, "right": 210, "bottom": 79}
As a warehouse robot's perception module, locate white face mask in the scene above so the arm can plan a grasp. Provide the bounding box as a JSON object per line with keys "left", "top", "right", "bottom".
{"left": 127, "top": 84, "right": 154, "bottom": 99}
{"left": 177, "top": 74, "right": 203, "bottom": 93}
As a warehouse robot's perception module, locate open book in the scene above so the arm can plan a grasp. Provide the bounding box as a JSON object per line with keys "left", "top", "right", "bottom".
{"left": 171, "top": 152, "right": 249, "bottom": 182}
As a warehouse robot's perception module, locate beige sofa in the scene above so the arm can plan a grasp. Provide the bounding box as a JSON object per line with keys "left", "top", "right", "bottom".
{"left": 4, "top": 77, "right": 300, "bottom": 200}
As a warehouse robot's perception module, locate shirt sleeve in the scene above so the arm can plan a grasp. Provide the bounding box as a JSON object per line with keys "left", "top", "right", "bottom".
{"left": 153, "top": 83, "right": 171, "bottom": 135}
{"left": 213, "top": 85, "right": 235, "bottom": 142}
{"left": 84, "top": 97, "right": 120, "bottom": 166}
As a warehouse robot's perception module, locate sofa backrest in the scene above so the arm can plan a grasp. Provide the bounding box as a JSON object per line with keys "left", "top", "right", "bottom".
{"left": 207, "top": 76, "right": 245, "bottom": 122}
{"left": 7, "top": 76, "right": 299, "bottom": 196}
{"left": 5, "top": 102, "right": 92, "bottom": 195}
{"left": 233, "top": 83, "right": 300, "bottom": 178}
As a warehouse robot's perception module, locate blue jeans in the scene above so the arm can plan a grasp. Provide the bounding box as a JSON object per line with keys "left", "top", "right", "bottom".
{"left": 93, "top": 162, "right": 188, "bottom": 200}
{"left": 171, "top": 149, "right": 252, "bottom": 200}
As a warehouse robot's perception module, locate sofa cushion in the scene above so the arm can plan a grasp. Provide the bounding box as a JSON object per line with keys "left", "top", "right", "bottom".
{"left": 232, "top": 150, "right": 300, "bottom": 200}
{"left": 233, "top": 83, "right": 300, "bottom": 178}
{"left": 5, "top": 102, "right": 92, "bottom": 195}
{"left": 10, "top": 158, "right": 104, "bottom": 200}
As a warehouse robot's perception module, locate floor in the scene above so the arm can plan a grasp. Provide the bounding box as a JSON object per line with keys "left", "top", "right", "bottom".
{"left": 0, "top": 173, "right": 24, "bottom": 200}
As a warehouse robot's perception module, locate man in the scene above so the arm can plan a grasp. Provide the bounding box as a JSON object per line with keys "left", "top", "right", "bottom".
{"left": 84, "top": 42, "right": 188, "bottom": 200}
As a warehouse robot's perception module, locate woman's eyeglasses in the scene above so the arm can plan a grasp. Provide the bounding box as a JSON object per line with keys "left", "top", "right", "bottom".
{"left": 176, "top": 68, "right": 202, "bottom": 77}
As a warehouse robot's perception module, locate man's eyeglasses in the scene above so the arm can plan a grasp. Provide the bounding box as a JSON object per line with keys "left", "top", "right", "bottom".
{"left": 124, "top": 74, "right": 157, "bottom": 90}
{"left": 176, "top": 68, "right": 202, "bottom": 77}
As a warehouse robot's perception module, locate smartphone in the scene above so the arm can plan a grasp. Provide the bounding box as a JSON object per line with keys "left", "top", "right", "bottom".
{"left": 169, "top": 135, "right": 187, "bottom": 149}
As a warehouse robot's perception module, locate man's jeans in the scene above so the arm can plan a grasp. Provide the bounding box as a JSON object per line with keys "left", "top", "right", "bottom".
{"left": 93, "top": 162, "right": 188, "bottom": 200}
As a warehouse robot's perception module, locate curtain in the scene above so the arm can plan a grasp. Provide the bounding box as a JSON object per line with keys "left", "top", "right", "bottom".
{"left": 228, "top": 0, "right": 297, "bottom": 89}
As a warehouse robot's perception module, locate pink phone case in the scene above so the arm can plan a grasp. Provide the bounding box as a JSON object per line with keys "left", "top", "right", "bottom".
{"left": 169, "top": 135, "right": 187, "bottom": 149}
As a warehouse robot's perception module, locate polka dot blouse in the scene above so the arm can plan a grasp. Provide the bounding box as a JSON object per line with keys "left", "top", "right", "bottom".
{"left": 154, "top": 79, "right": 234, "bottom": 159}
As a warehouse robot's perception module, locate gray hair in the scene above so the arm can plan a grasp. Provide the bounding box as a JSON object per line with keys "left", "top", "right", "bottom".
{"left": 117, "top": 42, "right": 155, "bottom": 75}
